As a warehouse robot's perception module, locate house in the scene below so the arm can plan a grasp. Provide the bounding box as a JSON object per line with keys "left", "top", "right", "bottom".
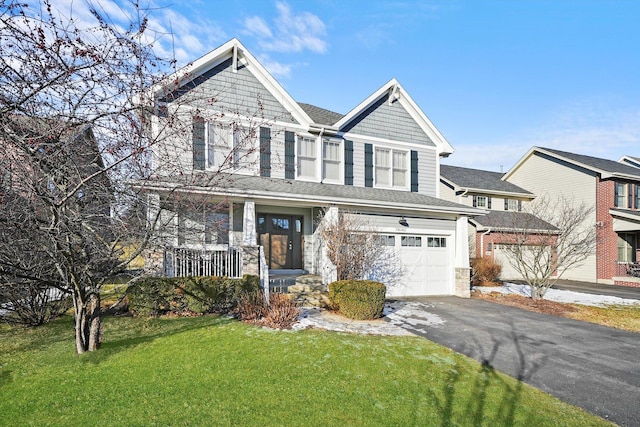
{"left": 504, "top": 146, "right": 640, "bottom": 286}
{"left": 139, "top": 38, "right": 482, "bottom": 297}
{"left": 439, "top": 165, "right": 556, "bottom": 280}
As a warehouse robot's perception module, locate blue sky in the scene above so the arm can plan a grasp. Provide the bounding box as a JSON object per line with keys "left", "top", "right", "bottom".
{"left": 63, "top": 0, "right": 640, "bottom": 171}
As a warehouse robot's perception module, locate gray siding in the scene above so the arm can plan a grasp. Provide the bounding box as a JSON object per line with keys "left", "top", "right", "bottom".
{"left": 341, "top": 94, "right": 435, "bottom": 146}
{"left": 169, "top": 58, "right": 298, "bottom": 124}
{"left": 346, "top": 212, "right": 456, "bottom": 232}
{"left": 417, "top": 146, "right": 437, "bottom": 196}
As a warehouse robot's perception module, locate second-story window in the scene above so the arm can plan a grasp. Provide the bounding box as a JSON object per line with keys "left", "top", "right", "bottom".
{"left": 635, "top": 184, "right": 640, "bottom": 209}
{"left": 322, "top": 138, "right": 341, "bottom": 183}
{"left": 233, "top": 126, "right": 257, "bottom": 171}
{"left": 298, "top": 136, "right": 317, "bottom": 179}
{"left": 505, "top": 199, "right": 521, "bottom": 211}
{"left": 473, "top": 195, "right": 491, "bottom": 208}
{"left": 615, "top": 182, "right": 627, "bottom": 208}
{"left": 375, "top": 147, "right": 408, "bottom": 188}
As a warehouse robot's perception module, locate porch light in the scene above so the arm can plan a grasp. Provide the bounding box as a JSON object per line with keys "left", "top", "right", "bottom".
{"left": 399, "top": 217, "right": 409, "bottom": 227}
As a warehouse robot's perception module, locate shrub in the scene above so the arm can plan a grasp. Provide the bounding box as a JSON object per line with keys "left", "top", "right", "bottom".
{"left": 261, "top": 293, "right": 300, "bottom": 329}
{"left": 470, "top": 257, "right": 502, "bottom": 286}
{"left": 127, "top": 275, "right": 260, "bottom": 317}
{"left": 234, "top": 290, "right": 267, "bottom": 322}
{"left": 328, "top": 280, "right": 386, "bottom": 320}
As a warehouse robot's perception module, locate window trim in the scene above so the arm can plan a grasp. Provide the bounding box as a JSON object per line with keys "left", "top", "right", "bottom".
{"left": 374, "top": 146, "right": 409, "bottom": 189}
{"left": 322, "top": 137, "right": 343, "bottom": 183}
{"left": 297, "top": 135, "right": 318, "bottom": 180}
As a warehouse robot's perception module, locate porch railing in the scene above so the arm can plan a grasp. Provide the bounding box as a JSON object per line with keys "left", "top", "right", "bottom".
{"left": 615, "top": 262, "right": 640, "bottom": 278}
{"left": 163, "top": 247, "right": 243, "bottom": 278}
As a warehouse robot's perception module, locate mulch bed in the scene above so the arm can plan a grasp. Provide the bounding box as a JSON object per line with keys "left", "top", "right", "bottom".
{"left": 471, "top": 290, "right": 579, "bottom": 317}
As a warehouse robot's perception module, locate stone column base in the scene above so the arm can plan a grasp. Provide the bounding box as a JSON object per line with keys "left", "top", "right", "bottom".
{"left": 455, "top": 267, "right": 471, "bottom": 298}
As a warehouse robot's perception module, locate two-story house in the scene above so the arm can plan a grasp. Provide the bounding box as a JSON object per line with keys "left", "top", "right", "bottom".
{"left": 139, "top": 38, "right": 481, "bottom": 297}
{"left": 439, "top": 165, "right": 556, "bottom": 280}
{"left": 504, "top": 147, "right": 640, "bottom": 286}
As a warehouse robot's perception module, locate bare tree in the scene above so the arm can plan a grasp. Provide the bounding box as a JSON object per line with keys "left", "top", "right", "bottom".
{"left": 497, "top": 196, "right": 597, "bottom": 299}
{"left": 0, "top": 0, "right": 179, "bottom": 352}
{"left": 319, "top": 209, "right": 401, "bottom": 283}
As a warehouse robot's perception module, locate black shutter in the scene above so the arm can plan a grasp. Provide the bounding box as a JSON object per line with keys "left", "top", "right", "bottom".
{"left": 488, "top": 197, "right": 492, "bottom": 209}
{"left": 472, "top": 196, "right": 477, "bottom": 207}
{"left": 192, "top": 117, "right": 205, "bottom": 170}
{"left": 364, "top": 143, "right": 373, "bottom": 187}
{"left": 344, "top": 140, "right": 354, "bottom": 185}
{"left": 504, "top": 199, "right": 508, "bottom": 210}
{"left": 518, "top": 200, "right": 522, "bottom": 211}
{"left": 410, "top": 150, "right": 418, "bottom": 192}
{"left": 259, "top": 127, "right": 271, "bottom": 177}
{"left": 284, "top": 131, "right": 295, "bottom": 179}
{"left": 614, "top": 183, "right": 620, "bottom": 207}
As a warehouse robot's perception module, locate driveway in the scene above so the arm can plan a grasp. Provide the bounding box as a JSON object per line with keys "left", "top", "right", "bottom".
{"left": 386, "top": 297, "right": 640, "bottom": 427}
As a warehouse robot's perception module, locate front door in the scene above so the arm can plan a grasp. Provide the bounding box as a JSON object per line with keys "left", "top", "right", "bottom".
{"left": 258, "top": 214, "right": 303, "bottom": 270}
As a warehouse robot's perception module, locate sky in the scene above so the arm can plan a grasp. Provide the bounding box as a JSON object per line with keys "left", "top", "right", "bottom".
{"left": 45, "top": 1, "right": 640, "bottom": 172}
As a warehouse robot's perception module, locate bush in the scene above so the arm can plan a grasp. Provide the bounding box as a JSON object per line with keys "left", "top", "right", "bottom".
{"left": 234, "top": 291, "right": 300, "bottom": 330}
{"left": 470, "top": 257, "right": 502, "bottom": 286}
{"left": 328, "top": 280, "right": 386, "bottom": 320}
{"left": 127, "top": 275, "right": 260, "bottom": 317}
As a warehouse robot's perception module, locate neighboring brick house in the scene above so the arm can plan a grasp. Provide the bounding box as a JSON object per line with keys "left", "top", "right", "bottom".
{"left": 139, "top": 38, "right": 482, "bottom": 297}
{"left": 439, "top": 165, "right": 556, "bottom": 280}
{"left": 504, "top": 147, "right": 640, "bottom": 286}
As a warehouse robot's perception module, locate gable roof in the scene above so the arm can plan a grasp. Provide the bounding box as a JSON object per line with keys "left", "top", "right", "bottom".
{"left": 619, "top": 155, "right": 640, "bottom": 169}
{"left": 143, "top": 38, "right": 313, "bottom": 126}
{"left": 298, "top": 103, "right": 344, "bottom": 127}
{"left": 505, "top": 147, "right": 640, "bottom": 181}
{"left": 440, "top": 165, "right": 533, "bottom": 197}
{"left": 143, "top": 173, "right": 482, "bottom": 216}
{"left": 334, "top": 79, "right": 454, "bottom": 156}
{"left": 470, "top": 210, "right": 557, "bottom": 233}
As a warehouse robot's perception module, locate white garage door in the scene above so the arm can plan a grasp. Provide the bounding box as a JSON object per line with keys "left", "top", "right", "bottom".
{"left": 385, "top": 234, "right": 452, "bottom": 297}
{"left": 493, "top": 244, "right": 540, "bottom": 281}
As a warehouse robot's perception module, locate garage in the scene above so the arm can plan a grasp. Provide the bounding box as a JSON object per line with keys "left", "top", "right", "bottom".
{"left": 493, "top": 243, "right": 540, "bottom": 281}
{"left": 385, "top": 234, "right": 452, "bottom": 297}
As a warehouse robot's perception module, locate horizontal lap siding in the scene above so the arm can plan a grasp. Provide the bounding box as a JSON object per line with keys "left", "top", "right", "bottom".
{"left": 344, "top": 213, "right": 456, "bottom": 232}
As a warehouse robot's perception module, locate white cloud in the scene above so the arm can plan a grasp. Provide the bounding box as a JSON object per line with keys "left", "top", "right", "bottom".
{"left": 243, "top": 1, "right": 327, "bottom": 54}
{"left": 257, "top": 54, "right": 292, "bottom": 79}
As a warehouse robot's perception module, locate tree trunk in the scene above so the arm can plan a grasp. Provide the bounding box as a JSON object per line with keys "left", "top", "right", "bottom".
{"left": 73, "top": 290, "right": 102, "bottom": 354}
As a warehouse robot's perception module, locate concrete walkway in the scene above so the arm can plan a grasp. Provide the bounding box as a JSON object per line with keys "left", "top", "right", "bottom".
{"left": 388, "top": 297, "right": 640, "bottom": 427}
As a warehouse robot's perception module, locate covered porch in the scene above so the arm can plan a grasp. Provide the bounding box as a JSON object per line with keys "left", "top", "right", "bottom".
{"left": 610, "top": 208, "right": 640, "bottom": 286}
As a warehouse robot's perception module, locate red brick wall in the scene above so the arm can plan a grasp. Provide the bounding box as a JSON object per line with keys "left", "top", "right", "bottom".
{"left": 596, "top": 179, "right": 618, "bottom": 281}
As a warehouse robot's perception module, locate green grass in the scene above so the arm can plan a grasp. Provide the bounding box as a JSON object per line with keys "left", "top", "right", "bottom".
{"left": 568, "top": 304, "right": 640, "bottom": 332}
{"left": 0, "top": 316, "right": 612, "bottom": 426}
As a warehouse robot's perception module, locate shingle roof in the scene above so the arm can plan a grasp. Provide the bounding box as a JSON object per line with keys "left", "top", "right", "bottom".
{"left": 440, "top": 165, "right": 532, "bottom": 195}
{"left": 148, "top": 173, "right": 482, "bottom": 215}
{"left": 298, "top": 103, "right": 344, "bottom": 126}
{"left": 471, "top": 210, "right": 557, "bottom": 232}
{"left": 538, "top": 147, "right": 640, "bottom": 179}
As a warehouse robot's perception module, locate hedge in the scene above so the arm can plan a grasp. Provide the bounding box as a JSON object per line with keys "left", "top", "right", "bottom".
{"left": 127, "top": 275, "right": 260, "bottom": 317}
{"left": 328, "top": 280, "right": 386, "bottom": 320}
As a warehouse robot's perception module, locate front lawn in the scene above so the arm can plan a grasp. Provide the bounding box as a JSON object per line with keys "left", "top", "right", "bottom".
{"left": 0, "top": 315, "right": 612, "bottom": 426}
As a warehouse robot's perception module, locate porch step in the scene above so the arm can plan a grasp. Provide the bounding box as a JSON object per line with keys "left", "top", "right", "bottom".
{"left": 277, "top": 274, "right": 328, "bottom": 308}
{"left": 287, "top": 274, "right": 326, "bottom": 293}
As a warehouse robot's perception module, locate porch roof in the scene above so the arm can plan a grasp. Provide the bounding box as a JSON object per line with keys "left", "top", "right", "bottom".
{"left": 144, "top": 173, "right": 484, "bottom": 216}
{"left": 611, "top": 208, "right": 640, "bottom": 232}
{"left": 469, "top": 210, "right": 557, "bottom": 233}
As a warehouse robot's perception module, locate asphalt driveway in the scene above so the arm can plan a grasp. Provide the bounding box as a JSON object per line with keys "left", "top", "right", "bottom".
{"left": 386, "top": 297, "right": 640, "bottom": 426}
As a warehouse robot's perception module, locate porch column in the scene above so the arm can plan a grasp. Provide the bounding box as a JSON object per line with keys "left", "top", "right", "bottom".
{"left": 228, "top": 202, "right": 234, "bottom": 246}
{"left": 321, "top": 205, "right": 338, "bottom": 284}
{"left": 242, "top": 199, "right": 257, "bottom": 246}
{"left": 455, "top": 216, "right": 471, "bottom": 298}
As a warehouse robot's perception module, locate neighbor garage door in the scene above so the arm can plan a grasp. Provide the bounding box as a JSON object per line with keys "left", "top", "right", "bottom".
{"left": 493, "top": 244, "right": 539, "bottom": 281}
{"left": 385, "top": 234, "right": 452, "bottom": 297}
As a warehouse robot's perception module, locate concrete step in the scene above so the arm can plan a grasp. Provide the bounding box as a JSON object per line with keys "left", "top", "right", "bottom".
{"left": 288, "top": 291, "right": 330, "bottom": 308}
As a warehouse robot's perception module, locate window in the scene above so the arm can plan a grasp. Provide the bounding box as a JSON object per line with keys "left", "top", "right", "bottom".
{"left": 618, "top": 233, "right": 636, "bottom": 262}
{"left": 298, "top": 136, "right": 317, "bottom": 179}
{"left": 635, "top": 184, "right": 640, "bottom": 210}
{"left": 233, "top": 126, "right": 257, "bottom": 170}
{"left": 178, "top": 206, "right": 229, "bottom": 246}
{"left": 474, "top": 196, "right": 489, "bottom": 208}
{"left": 206, "top": 122, "right": 229, "bottom": 169}
{"left": 376, "top": 235, "right": 396, "bottom": 247}
{"left": 615, "top": 182, "right": 627, "bottom": 208}
{"left": 505, "top": 199, "right": 520, "bottom": 211}
{"left": 427, "top": 237, "right": 446, "bottom": 248}
{"left": 322, "top": 138, "right": 341, "bottom": 182}
{"left": 401, "top": 236, "right": 422, "bottom": 247}
{"left": 375, "top": 147, "right": 408, "bottom": 188}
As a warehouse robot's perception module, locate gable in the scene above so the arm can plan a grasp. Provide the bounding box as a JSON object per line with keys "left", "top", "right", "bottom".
{"left": 166, "top": 58, "right": 299, "bottom": 125}
{"left": 340, "top": 93, "right": 434, "bottom": 146}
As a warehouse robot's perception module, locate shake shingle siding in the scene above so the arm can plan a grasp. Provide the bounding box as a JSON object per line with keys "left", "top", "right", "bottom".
{"left": 170, "top": 59, "right": 298, "bottom": 124}
{"left": 342, "top": 94, "right": 435, "bottom": 146}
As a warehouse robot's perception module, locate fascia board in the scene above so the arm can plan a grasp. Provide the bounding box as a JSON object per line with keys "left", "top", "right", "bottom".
{"left": 334, "top": 78, "right": 454, "bottom": 156}
{"left": 502, "top": 147, "right": 537, "bottom": 180}
{"left": 144, "top": 39, "right": 313, "bottom": 126}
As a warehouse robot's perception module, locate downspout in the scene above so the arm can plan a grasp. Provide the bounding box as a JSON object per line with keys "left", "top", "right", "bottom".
{"left": 480, "top": 228, "right": 491, "bottom": 258}
{"left": 318, "top": 127, "right": 325, "bottom": 183}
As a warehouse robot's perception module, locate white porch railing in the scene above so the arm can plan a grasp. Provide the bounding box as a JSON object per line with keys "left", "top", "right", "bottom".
{"left": 259, "top": 245, "right": 269, "bottom": 304}
{"left": 163, "top": 247, "right": 243, "bottom": 278}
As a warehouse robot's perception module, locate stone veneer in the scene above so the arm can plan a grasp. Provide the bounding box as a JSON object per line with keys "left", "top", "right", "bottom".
{"left": 455, "top": 267, "right": 471, "bottom": 298}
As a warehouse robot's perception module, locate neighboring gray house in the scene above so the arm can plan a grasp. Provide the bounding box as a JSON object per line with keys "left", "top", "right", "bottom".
{"left": 140, "top": 38, "right": 481, "bottom": 297}
{"left": 439, "top": 165, "right": 555, "bottom": 280}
